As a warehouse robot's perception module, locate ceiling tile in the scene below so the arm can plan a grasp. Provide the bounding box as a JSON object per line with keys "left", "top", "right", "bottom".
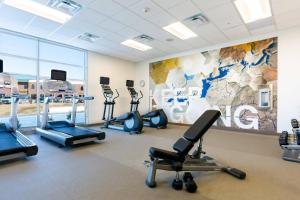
{"left": 274, "top": 10, "right": 300, "bottom": 30}
{"left": 213, "top": 15, "right": 244, "bottom": 30}
{"left": 186, "top": 36, "right": 211, "bottom": 48}
{"left": 99, "top": 18, "right": 127, "bottom": 33}
{"left": 73, "top": 0, "right": 96, "bottom": 6}
{"left": 112, "top": 0, "right": 140, "bottom": 7}
{"left": 167, "top": 0, "right": 201, "bottom": 20}
{"left": 250, "top": 25, "right": 276, "bottom": 35}
{"left": 272, "top": 0, "right": 300, "bottom": 16}
{"left": 117, "top": 27, "right": 141, "bottom": 39}
{"left": 113, "top": 9, "right": 165, "bottom": 39}
{"left": 48, "top": 26, "right": 83, "bottom": 42}
{"left": 24, "top": 17, "right": 62, "bottom": 38}
{"left": 152, "top": 0, "right": 186, "bottom": 9}
{"left": 192, "top": 0, "right": 231, "bottom": 11}
{"left": 101, "top": 32, "right": 125, "bottom": 43}
{"left": 224, "top": 25, "right": 250, "bottom": 40}
{"left": 88, "top": 0, "right": 123, "bottom": 16}
{"left": 193, "top": 23, "right": 228, "bottom": 44}
{"left": 128, "top": 0, "right": 176, "bottom": 27}
{"left": 203, "top": 2, "right": 241, "bottom": 22}
{"left": 0, "top": 5, "right": 34, "bottom": 31}
{"left": 148, "top": 40, "right": 175, "bottom": 53}
{"left": 67, "top": 8, "right": 107, "bottom": 27}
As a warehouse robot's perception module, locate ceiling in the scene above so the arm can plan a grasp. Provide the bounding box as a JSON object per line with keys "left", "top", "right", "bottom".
{"left": 0, "top": 0, "right": 299, "bottom": 62}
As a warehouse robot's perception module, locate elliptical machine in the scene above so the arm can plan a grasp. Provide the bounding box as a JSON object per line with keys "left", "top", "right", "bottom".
{"left": 126, "top": 80, "right": 168, "bottom": 129}
{"left": 279, "top": 119, "right": 300, "bottom": 163}
{"left": 100, "top": 77, "right": 143, "bottom": 134}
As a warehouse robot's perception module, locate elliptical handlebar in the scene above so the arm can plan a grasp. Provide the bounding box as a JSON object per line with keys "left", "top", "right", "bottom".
{"left": 113, "top": 89, "right": 120, "bottom": 101}
{"left": 138, "top": 90, "right": 143, "bottom": 102}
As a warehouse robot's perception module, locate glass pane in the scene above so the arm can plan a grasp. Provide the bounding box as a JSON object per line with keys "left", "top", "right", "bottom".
{"left": 39, "top": 61, "right": 85, "bottom": 124}
{"left": 0, "top": 32, "right": 37, "bottom": 58}
{"left": 39, "top": 42, "right": 85, "bottom": 66}
{"left": 0, "top": 55, "right": 37, "bottom": 127}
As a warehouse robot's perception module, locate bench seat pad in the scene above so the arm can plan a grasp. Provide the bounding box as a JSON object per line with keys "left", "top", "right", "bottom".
{"left": 149, "top": 147, "right": 185, "bottom": 162}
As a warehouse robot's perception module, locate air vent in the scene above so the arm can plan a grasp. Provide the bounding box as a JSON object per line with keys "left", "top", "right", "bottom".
{"left": 134, "top": 34, "right": 154, "bottom": 43}
{"left": 185, "top": 13, "right": 209, "bottom": 26}
{"left": 78, "top": 33, "right": 100, "bottom": 43}
{"left": 48, "top": 0, "right": 82, "bottom": 16}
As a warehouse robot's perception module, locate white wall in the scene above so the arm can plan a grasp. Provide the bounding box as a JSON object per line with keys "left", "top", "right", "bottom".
{"left": 277, "top": 27, "right": 300, "bottom": 132}
{"left": 86, "top": 52, "right": 136, "bottom": 124}
{"left": 135, "top": 26, "right": 300, "bottom": 133}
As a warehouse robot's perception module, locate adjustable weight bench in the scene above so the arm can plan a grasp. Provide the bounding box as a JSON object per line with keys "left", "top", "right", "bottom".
{"left": 145, "top": 110, "right": 246, "bottom": 190}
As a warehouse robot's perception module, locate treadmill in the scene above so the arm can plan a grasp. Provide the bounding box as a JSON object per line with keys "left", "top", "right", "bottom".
{"left": 36, "top": 69, "right": 105, "bottom": 147}
{"left": 0, "top": 68, "right": 38, "bottom": 162}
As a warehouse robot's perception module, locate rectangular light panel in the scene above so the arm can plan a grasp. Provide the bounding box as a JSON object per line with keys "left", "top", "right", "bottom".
{"left": 121, "top": 39, "right": 152, "bottom": 51}
{"left": 234, "top": 0, "right": 272, "bottom": 23}
{"left": 3, "top": 0, "right": 72, "bottom": 24}
{"left": 163, "top": 22, "right": 197, "bottom": 40}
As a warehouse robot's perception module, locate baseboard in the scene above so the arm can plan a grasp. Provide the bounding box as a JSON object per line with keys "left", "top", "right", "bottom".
{"left": 167, "top": 122, "right": 278, "bottom": 136}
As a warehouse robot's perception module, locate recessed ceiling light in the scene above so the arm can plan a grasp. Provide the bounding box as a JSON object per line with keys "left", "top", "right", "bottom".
{"left": 163, "top": 22, "right": 198, "bottom": 40}
{"left": 234, "top": 0, "right": 272, "bottom": 23}
{"left": 2, "top": 0, "right": 72, "bottom": 24}
{"left": 121, "top": 39, "right": 152, "bottom": 51}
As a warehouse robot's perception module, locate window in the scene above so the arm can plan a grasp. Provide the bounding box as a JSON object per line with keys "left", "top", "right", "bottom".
{"left": 0, "top": 32, "right": 38, "bottom": 127}
{"left": 0, "top": 30, "right": 87, "bottom": 127}
{"left": 39, "top": 42, "right": 86, "bottom": 124}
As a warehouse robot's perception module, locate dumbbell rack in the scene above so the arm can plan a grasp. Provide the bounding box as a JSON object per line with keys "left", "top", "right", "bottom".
{"left": 280, "top": 124, "right": 300, "bottom": 163}
{"left": 281, "top": 145, "right": 300, "bottom": 163}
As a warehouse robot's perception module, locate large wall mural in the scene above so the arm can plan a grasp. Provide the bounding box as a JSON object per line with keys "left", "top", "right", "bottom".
{"left": 149, "top": 38, "right": 278, "bottom": 132}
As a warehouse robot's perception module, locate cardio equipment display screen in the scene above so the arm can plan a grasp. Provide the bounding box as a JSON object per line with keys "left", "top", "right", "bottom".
{"left": 100, "top": 77, "right": 110, "bottom": 85}
{"left": 126, "top": 80, "right": 134, "bottom": 87}
{"left": 51, "top": 70, "right": 67, "bottom": 81}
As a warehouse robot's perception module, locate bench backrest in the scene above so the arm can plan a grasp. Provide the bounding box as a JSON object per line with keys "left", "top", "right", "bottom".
{"left": 172, "top": 110, "right": 221, "bottom": 155}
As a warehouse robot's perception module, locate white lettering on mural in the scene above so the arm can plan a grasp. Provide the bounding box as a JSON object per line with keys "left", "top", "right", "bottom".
{"left": 234, "top": 105, "right": 258, "bottom": 130}
{"left": 170, "top": 105, "right": 185, "bottom": 123}
{"left": 160, "top": 87, "right": 259, "bottom": 130}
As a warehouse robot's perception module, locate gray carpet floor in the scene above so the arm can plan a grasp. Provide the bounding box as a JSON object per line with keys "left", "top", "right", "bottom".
{"left": 0, "top": 125, "right": 299, "bottom": 200}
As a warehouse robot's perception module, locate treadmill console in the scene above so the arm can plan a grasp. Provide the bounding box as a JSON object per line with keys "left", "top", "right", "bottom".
{"left": 51, "top": 70, "right": 67, "bottom": 81}
{"left": 42, "top": 70, "right": 73, "bottom": 95}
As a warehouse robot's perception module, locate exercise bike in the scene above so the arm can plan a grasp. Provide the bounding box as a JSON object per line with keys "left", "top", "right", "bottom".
{"left": 100, "top": 77, "right": 143, "bottom": 134}
{"left": 126, "top": 80, "right": 168, "bottom": 129}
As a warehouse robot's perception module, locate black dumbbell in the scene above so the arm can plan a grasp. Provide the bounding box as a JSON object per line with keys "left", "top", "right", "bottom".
{"left": 172, "top": 179, "right": 183, "bottom": 190}
{"left": 279, "top": 131, "right": 288, "bottom": 146}
{"left": 291, "top": 119, "right": 299, "bottom": 129}
{"left": 183, "top": 172, "right": 198, "bottom": 193}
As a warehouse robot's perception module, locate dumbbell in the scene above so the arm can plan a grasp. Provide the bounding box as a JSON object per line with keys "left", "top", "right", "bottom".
{"left": 183, "top": 172, "right": 198, "bottom": 193}
{"left": 279, "top": 131, "right": 288, "bottom": 146}
{"left": 172, "top": 172, "right": 183, "bottom": 190}
{"left": 291, "top": 119, "right": 299, "bottom": 129}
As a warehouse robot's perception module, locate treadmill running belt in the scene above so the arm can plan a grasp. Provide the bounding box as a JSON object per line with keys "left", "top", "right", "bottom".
{"left": 51, "top": 127, "right": 99, "bottom": 137}
{"left": 0, "top": 132, "right": 23, "bottom": 151}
